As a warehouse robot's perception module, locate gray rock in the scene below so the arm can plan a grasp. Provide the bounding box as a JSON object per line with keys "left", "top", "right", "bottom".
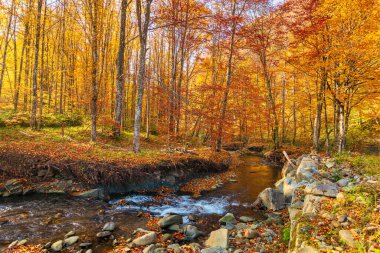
{"left": 184, "top": 225, "right": 204, "bottom": 239}
{"left": 338, "top": 215, "right": 347, "bottom": 223}
{"left": 254, "top": 188, "right": 286, "bottom": 211}
{"left": 275, "top": 177, "right": 286, "bottom": 192}
{"left": 325, "top": 159, "right": 336, "bottom": 169}
{"left": 337, "top": 178, "right": 350, "bottom": 187}
{"left": 201, "top": 246, "right": 228, "bottom": 253}
{"left": 219, "top": 213, "right": 237, "bottom": 224}
{"left": 132, "top": 232, "right": 157, "bottom": 246}
{"left": 239, "top": 216, "right": 254, "bottom": 223}
{"left": 339, "top": 230, "right": 357, "bottom": 248}
{"left": 222, "top": 223, "right": 235, "bottom": 230}
{"left": 51, "top": 240, "right": 63, "bottom": 252}
{"left": 303, "top": 194, "right": 327, "bottom": 214}
{"left": 143, "top": 245, "right": 155, "bottom": 253}
{"left": 76, "top": 188, "right": 105, "bottom": 199}
{"left": 103, "top": 222, "right": 116, "bottom": 231}
{"left": 284, "top": 177, "right": 298, "bottom": 197}
{"left": 96, "top": 231, "right": 111, "bottom": 238}
{"left": 168, "top": 224, "right": 181, "bottom": 231}
{"left": 64, "top": 236, "right": 79, "bottom": 246}
{"left": 304, "top": 181, "right": 338, "bottom": 197}
{"left": 205, "top": 228, "right": 229, "bottom": 249}
{"left": 79, "top": 242, "right": 92, "bottom": 248}
{"left": 296, "top": 157, "right": 320, "bottom": 182}
{"left": 157, "top": 215, "right": 183, "bottom": 228}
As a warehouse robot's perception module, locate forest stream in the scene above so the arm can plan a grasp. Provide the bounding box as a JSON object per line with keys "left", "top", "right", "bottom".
{"left": 0, "top": 155, "right": 281, "bottom": 252}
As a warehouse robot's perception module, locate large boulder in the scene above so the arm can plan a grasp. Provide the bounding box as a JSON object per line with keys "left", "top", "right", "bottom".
{"left": 304, "top": 181, "right": 338, "bottom": 197}
{"left": 132, "top": 232, "right": 157, "bottom": 246}
{"left": 296, "top": 157, "right": 320, "bottom": 182}
{"left": 157, "top": 215, "right": 183, "bottom": 228}
{"left": 254, "top": 188, "right": 286, "bottom": 211}
{"left": 205, "top": 228, "right": 229, "bottom": 249}
{"left": 276, "top": 176, "right": 297, "bottom": 199}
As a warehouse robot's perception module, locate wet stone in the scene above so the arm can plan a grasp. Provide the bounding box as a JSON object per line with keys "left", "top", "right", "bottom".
{"left": 96, "top": 231, "right": 111, "bottom": 238}
{"left": 79, "top": 242, "right": 92, "bottom": 248}
{"left": 51, "top": 240, "right": 63, "bottom": 252}
{"left": 103, "top": 222, "right": 116, "bottom": 231}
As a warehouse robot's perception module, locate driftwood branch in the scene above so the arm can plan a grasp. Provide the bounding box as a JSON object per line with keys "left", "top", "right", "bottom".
{"left": 283, "top": 151, "right": 296, "bottom": 167}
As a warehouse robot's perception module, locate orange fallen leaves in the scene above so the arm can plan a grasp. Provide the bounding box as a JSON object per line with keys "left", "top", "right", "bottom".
{"left": 4, "top": 245, "right": 44, "bottom": 253}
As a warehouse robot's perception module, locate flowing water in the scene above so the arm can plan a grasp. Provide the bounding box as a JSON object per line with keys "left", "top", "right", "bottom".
{"left": 0, "top": 155, "right": 281, "bottom": 251}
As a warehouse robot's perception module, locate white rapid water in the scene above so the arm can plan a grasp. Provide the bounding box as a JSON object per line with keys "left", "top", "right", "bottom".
{"left": 109, "top": 194, "right": 233, "bottom": 216}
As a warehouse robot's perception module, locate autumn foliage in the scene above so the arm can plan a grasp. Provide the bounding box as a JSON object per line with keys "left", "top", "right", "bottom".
{"left": 0, "top": 0, "right": 378, "bottom": 152}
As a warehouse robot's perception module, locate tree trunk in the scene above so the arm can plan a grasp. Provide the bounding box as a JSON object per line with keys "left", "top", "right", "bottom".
{"left": 38, "top": 0, "right": 47, "bottom": 130}
{"left": 0, "top": 0, "right": 15, "bottom": 97}
{"left": 216, "top": 0, "right": 237, "bottom": 151}
{"left": 14, "top": 0, "right": 32, "bottom": 111}
{"left": 281, "top": 74, "right": 286, "bottom": 143}
{"left": 323, "top": 90, "right": 330, "bottom": 155}
{"left": 113, "top": 0, "right": 129, "bottom": 138}
{"left": 133, "top": 0, "right": 152, "bottom": 153}
{"left": 337, "top": 102, "right": 345, "bottom": 153}
{"left": 90, "top": 0, "right": 100, "bottom": 142}
{"left": 292, "top": 74, "right": 297, "bottom": 145}
{"left": 30, "top": 0, "right": 43, "bottom": 129}
{"left": 312, "top": 70, "right": 326, "bottom": 151}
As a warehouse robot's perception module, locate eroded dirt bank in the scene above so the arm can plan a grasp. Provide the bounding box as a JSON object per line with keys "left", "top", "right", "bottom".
{"left": 0, "top": 141, "right": 231, "bottom": 198}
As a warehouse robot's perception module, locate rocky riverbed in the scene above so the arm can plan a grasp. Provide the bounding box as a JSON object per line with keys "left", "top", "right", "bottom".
{"left": 3, "top": 153, "right": 380, "bottom": 253}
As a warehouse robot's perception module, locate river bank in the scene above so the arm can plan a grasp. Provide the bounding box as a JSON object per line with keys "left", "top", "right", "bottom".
{"left": 0, "top": 138, "right": 231, "bottom": 199}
